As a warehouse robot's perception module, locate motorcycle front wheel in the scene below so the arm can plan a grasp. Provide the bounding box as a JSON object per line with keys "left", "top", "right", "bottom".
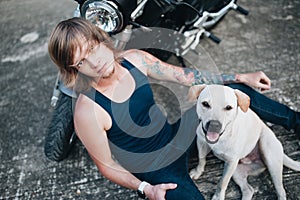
{"left": 44, "top": 92, "right": 77, "bottom": 161}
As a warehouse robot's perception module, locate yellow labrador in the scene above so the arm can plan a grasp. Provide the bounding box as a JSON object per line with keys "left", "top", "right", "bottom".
{"left": 188, "top": 84, "right": 300, "bottom": 200}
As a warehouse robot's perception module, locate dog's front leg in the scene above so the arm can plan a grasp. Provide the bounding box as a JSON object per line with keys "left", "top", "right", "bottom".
{"left": 190, "top": 138, "right": 211, "bottom": 179}
{"left": 212, "top": 160, "right": 239, "bottom": 200}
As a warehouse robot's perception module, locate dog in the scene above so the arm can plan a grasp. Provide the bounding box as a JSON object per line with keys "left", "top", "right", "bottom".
{"left": 188, "top": 84, "right": 300, "bottom": 200}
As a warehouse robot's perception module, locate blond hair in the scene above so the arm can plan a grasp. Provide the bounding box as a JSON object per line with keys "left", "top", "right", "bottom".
{"left": 48, "top": 17, "right": 119, "bottom": 92}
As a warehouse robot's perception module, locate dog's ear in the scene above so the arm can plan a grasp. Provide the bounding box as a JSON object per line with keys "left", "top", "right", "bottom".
{"left": 188, "top": 85, "right": 206, "bottom": 102}
{"left": 234, "top": 89, "right": 250, "bottom": 112}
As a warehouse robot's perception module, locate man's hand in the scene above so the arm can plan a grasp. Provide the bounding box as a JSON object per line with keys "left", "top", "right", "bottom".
{"left": 236, "top": 71, "right": 271, "bottom": 92}
{"left": 144, "top": 183, "right": 177, "bottom": 200}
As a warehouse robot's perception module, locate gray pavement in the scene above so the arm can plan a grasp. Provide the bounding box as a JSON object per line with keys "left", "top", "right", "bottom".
{"left": 0, "top": 0, "right": 300, "bottom": 199}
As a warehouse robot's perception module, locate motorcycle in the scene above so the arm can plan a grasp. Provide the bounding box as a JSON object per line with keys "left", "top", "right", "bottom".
{"left": 44, "top": 0, "right": 248, "bottom": 161}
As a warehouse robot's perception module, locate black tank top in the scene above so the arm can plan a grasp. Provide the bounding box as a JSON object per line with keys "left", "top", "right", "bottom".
{"left": 83, "top": 59, "right": 189, "bottom": 173}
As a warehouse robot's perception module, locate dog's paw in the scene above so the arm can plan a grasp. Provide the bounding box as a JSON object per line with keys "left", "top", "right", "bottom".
{"left": 189, "top": 168, "right": 203, "bottom": 180}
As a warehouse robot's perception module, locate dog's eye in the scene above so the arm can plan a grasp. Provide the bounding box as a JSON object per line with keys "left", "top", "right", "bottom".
{"left": 202, "top": 101, "right": 210, "bottom": 108}
{"left": 225, "top": 105, "right": 233, "bottom": 111}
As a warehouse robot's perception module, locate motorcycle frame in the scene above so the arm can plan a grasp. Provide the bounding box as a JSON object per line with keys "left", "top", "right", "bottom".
{"left": 180, "top": 0, "right": 241, "bottom": 54}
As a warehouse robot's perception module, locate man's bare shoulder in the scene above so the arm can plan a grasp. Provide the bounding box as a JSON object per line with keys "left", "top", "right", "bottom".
{"left": 121, "top": 49, "right": 149, "bottom": 74}
{"left": 74, "top": 94, "right": 112, "bottom": 130}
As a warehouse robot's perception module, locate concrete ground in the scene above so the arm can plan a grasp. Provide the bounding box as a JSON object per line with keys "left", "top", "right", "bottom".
{"left": 0, "top": 0, "right": 299, "bottom": 199}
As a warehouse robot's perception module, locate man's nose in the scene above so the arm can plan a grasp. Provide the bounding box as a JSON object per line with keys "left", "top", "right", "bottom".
{"left": 86, "top": 54, "right": 99, "bottom": 68}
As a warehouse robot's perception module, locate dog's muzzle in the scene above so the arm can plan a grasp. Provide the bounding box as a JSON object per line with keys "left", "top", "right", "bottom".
{"left": 202, "top": 120, "right": 223, "bottom": 144}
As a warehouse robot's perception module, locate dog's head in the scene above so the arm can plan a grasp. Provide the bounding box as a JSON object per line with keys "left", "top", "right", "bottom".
{"left": 188, "top": 84, "right": 250, "bottom": 144}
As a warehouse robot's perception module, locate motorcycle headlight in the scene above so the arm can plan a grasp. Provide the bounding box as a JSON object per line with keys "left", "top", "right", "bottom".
{"left": 81, "top": 0, "right": 123, "bottom": 33}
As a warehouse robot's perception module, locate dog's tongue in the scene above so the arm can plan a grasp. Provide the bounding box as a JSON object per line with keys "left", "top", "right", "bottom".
{"left": 206, "top": 132, "right": 219, "bottom": 143}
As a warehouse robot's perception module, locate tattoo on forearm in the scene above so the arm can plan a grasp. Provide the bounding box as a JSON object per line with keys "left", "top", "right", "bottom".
{"left": 193, "top": 70, "right": 223, "bottom": 85}
{"left": 221, "top": 74, "right": 237, "bottom": 84}
{"left": 140, "top": 52, "right": 164, "bottom": 75}
{"left": 174, "top": 68, "right": 196, "bottom": 85}
{"left": 176, "top": 68, "right": 224, "bottom": 85}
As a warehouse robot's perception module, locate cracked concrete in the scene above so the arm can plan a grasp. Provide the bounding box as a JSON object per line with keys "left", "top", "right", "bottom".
{"left": 0, "top": 0, "right": 299, "bottom": 199}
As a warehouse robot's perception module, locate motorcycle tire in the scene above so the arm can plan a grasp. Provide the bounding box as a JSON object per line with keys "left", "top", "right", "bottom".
{"left": 44, "top": 92, "right": 77, "bottom": 162}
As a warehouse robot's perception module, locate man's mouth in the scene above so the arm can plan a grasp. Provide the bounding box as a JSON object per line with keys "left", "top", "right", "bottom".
{"left": 97, "top": 63, "right": 114, "bottom": 78}
{"left": 102, "top": 66, "right": 115, "bottom": 79}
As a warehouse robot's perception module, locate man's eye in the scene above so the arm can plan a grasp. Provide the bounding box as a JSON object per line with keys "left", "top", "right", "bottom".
{"left": 88, "top": 45, "right": 94, "bottom": 53}
{"left": 77, "top": 59, "right": 85, "bottom": 67}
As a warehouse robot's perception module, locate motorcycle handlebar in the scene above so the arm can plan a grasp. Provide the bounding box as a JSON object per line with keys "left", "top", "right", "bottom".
{"left": 208, "top": 33, "right": 221, "bottom": 44}
{"left": 236, "top": 5, "right": 249, "bottom": 15}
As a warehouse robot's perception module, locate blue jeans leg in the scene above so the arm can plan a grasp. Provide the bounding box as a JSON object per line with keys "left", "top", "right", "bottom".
{"left": 134, "top": 153, "right": 205, "bottom": 200}
{"left": 226, "top": 83, "right": 300, "bottom": 131}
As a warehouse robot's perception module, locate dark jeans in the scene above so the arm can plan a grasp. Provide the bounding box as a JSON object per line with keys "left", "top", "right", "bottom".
{"left": 134, "top": 152, "right": 204, "bottom": 200}
{"left": 226, "top": 83, "right": 300, "bottom": 130}
{"left": 134, "top": 107, "right": 204, "bottom": 200}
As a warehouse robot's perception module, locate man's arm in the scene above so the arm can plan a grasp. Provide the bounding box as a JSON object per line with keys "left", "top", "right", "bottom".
{"left": 128, "top": 49, "right": 236, "bottom": 86}
{"left": 125, "top": 49, "right": 271, "bottom": 90}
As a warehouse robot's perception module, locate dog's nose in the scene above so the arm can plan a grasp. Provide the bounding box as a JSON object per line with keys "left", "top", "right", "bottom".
{"left": 205, "top": 120, "right": 222, "bottom": 133}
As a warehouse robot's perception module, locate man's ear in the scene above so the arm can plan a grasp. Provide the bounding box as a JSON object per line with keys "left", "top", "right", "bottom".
{"left": 234, "top": 89, "right": 250, "bottom": 112}
{"left": 188, "top": 85, "right": 206, "bottom": 102}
